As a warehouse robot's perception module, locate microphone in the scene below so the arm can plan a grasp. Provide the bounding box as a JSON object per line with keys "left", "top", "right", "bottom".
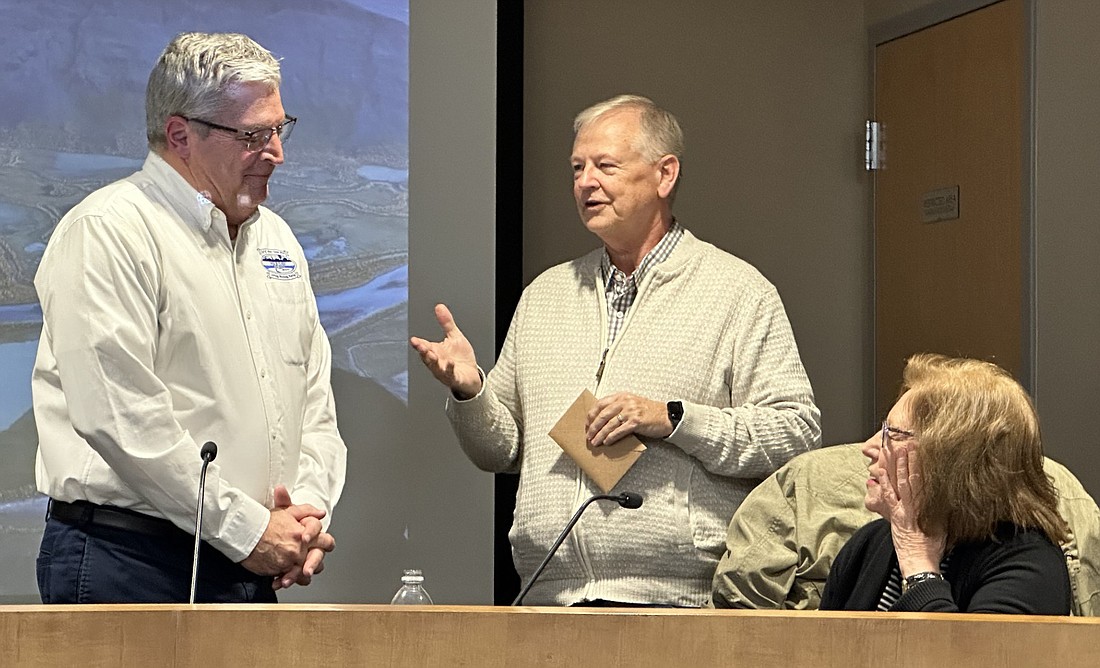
{"left": 616, "top": 491, "right": 643, "bottom": 509}
{"left": 188, "top": 441, "right": 218, "bottom": 604}
{"left": 511, "top": 491, "right": 643, "bottom": 606}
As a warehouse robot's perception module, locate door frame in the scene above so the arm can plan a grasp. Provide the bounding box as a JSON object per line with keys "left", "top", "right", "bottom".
{"left": 866, "top": 0, "right": 1036, "bottom": 418}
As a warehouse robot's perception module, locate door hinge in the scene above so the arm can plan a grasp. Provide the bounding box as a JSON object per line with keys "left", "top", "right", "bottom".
{"left": 865, "top": 120, "right": 884, "bottom": 171}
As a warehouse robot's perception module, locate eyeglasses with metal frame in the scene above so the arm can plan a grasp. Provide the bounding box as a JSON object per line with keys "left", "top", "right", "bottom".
{"left": 881, "top": 421, "right": 916, "bottom": 453}
{"left": 181, "top": 115, "right": 297, "bottom": 152}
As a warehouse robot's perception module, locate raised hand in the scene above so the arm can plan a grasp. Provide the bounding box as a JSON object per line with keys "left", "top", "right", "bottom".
{"left": 409, "top": 303, "right": 482, "bottom": 399}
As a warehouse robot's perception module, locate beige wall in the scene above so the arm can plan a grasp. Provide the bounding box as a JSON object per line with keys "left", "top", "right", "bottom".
{"left": 523, "top": 0, "right": 871, "bottom": 444}
{"left": 865, "top": 0, "right": 950, "bottom": 25}
{"left": 863, "top": 0, "right": 1100, "bottom": 494}
{"left": 524, "top": 0, "right": 1100, "bottom": 497}
{"left": 1034, "top": 1, "right": 1100, "bottom": 493}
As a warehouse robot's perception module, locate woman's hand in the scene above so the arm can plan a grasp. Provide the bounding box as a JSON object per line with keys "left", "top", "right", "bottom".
{"left": 879, "top": 441, "right": 947, "bottom": 578}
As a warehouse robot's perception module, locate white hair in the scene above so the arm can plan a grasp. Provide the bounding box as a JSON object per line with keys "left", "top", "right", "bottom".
{"left": 146, "top": 32, "right": 281, "bottom": 150}
{"left": 573, "top": 94, "right": 684, "bottom": 162}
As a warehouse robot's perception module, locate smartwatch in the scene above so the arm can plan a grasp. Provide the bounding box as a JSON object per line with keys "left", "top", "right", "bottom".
{"left": 667, "top": 401, "right": 684, "bottom": 431}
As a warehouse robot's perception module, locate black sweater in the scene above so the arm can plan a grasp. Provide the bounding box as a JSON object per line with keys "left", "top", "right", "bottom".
{"left": 820, "top": 519, "right": 1071, "bottom": 614}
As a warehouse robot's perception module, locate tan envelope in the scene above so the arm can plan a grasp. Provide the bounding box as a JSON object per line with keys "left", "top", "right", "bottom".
{"left": 548, "top": 389, "right": 646, "bottom": 493}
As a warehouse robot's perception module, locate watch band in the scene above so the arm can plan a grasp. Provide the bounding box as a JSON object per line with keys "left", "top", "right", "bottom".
{"left": 901, "top": 571, "right": 944, "bottom": 594}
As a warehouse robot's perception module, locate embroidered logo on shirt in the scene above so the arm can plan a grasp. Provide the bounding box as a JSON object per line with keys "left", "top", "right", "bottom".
{"left": 259, "top": 248, "right": 301, "bottom": 281}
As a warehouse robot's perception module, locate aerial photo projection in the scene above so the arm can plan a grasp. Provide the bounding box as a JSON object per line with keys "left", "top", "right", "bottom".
{"left": 0, "top": 0, "right": 408, "bottom": 600}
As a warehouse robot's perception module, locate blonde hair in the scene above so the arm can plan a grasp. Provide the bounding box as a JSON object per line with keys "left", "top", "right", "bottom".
{"left": 900, "top": 353, "right": 1067, "bottom": 546}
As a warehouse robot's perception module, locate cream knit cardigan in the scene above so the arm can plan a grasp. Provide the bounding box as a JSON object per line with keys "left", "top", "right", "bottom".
{"left": 447, "top": 230, "right": 821, "bottom": 606}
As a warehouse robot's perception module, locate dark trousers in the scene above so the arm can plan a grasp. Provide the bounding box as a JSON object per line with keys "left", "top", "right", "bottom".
{"left": 37, "top": 501, "right": 277, "bottom": 604}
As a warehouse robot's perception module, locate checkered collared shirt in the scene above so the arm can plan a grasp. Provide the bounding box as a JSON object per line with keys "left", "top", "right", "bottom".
{"left": 600, "top": 221, "right": 684, "bottom": 347}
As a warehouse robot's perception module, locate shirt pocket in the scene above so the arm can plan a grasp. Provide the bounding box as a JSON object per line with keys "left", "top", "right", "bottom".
{"left": 264, "top": 280, "right": 312, "bottom": 366}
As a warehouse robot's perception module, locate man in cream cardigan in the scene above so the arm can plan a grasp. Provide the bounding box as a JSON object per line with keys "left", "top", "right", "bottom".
{"left": 411, "top": 94, "right": 820, "bottom": 606}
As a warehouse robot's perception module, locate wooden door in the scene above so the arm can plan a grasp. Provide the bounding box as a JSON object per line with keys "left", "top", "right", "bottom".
{"left": 873, "top": 0, "right": 1029, "bottom": 417}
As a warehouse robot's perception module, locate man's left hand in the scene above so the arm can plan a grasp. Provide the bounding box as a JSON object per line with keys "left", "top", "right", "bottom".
{"left": 586, "top": 392, "right": 673, "bottom": 446}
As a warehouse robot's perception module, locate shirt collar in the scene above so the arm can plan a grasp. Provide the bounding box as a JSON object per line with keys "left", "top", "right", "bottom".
{"left": 600, "top": 219, "right": 685, "bottom": 288}
{"left": 140, "top": 151, "right": 260, "bottom": 236}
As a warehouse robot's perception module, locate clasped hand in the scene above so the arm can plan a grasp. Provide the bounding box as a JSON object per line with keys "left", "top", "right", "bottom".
{"left": 240, "top": 484, "right": 336, "bottom": 590}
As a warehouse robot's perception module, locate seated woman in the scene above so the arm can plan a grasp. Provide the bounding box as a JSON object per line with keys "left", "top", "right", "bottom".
{"left": 820, "top": 353, "right": 1071, "bottom": 614}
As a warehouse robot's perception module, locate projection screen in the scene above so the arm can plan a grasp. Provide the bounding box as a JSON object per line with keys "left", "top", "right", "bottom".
{"left": 0, "top": 0, "right": 498, "bottom": 604}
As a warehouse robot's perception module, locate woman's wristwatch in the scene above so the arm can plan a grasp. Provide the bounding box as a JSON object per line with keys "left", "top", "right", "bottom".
{"left": 901, "top": 571, "right": 944, "bottom": 594}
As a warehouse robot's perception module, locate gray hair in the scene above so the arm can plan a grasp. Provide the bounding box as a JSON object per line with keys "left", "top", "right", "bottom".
{"left": 146, "top": 32, "right": 281, "bottom": 151}
{"left": 573, "top": 94, "right": 684, "bottom": 163}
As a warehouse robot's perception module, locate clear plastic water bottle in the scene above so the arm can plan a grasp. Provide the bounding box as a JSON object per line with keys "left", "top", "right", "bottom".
{"left": 390, "top": 568, "right": 434, "bottom": 605}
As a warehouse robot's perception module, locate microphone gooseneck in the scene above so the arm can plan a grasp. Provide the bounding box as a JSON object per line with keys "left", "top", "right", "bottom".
{"left": 511, "top": 491, "right": 644, "bottom": 606}
{"left": 189, "top": 441, "right": 219, "bottom": 604}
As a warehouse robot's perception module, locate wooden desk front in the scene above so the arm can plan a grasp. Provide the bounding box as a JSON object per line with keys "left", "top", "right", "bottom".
{"left": 2, "top": 604, "right": 1096, "bottom": 667}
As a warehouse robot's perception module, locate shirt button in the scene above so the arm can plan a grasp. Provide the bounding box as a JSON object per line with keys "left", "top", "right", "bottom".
{"left": 616, "top": 311, "right": 624, "bottom": 318}
{"left": 246, "top": 311, "right": 253, "bottom": 319}
{"left": 260, "top": 369, "right": 267, "bottom": 378}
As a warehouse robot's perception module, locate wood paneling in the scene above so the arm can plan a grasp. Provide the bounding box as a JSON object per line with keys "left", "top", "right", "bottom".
{"left": 2, "top": 604, "right": 1098, "bottom": 667}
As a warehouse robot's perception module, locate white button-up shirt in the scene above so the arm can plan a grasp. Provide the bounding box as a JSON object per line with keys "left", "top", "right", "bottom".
{"left": 32, "top": 152, "right": 347, "bottom": 562}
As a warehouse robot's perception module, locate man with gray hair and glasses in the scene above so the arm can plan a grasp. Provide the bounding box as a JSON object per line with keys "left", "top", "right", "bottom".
{"left": 411, "top": 94, "right": 820, "bottom": 606}
{"left": 33, "top": 32, "right": 346, "bottom": 603}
